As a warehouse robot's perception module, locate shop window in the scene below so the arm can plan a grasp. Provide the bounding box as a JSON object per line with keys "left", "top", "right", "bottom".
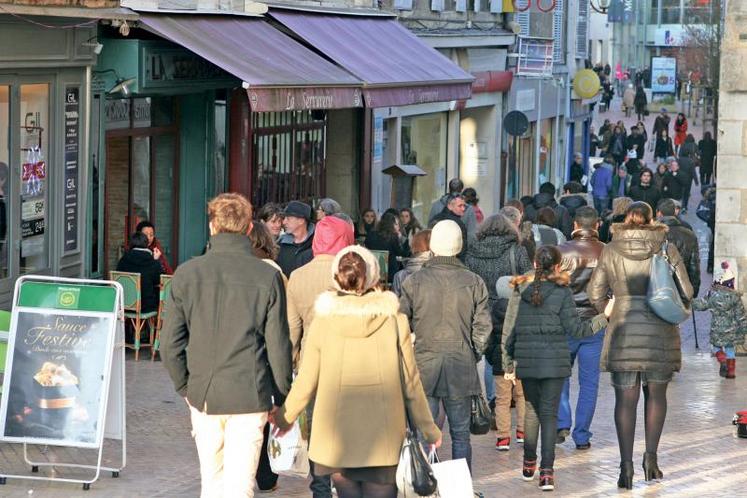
{"left": 538, "top": 118, "right": 554, "bottom": 187}
{"left": 19, "top": 84, "right": 49, "bottom": 275}
{"left": 0, "top": 86, "right": 8, "bottom": 279}
{"left": 650, "top": 0, "right": 660, "bottom": 23}
{"left": 251, "top": 111, "right": 326, "bottom": 208}
{"left": 684, "top": 0, "right": 711, "bottom": 23}
{"left": 661, "top": 0, "right": 680, "bottom": 23}
{"left": 401, "top": 113, "right": 447, "bottom": 224}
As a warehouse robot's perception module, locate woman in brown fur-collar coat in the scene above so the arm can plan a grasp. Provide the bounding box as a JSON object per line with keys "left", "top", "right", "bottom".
{"left": 587, "top": 201, "right": 693, "bottom": 489}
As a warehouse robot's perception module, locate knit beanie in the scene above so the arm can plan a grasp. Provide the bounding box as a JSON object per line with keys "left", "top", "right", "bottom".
{"left": 331, "top": 245, "right": 380, "bottom": 293}
{"left": 312, "top": 215, "right": 355, "bottom": 257}
{"left": 430, "top": 220, "right": 463, "bottom": 257}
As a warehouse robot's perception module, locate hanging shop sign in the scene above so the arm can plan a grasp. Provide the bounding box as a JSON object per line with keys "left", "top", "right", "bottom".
{"left": 64, "top": 86, "right": 80, "bottom": 253}
{"left": 651, "top": 57, "right": 677, "bottom": 94}
{"left": 247, "top": 87, "right": 362, "bottom": 112}
{"left": 573, "top": 69, "right": 601, "bottom": 100}
{"left": 142, "top": 44, "right": 237, "bottom": 90}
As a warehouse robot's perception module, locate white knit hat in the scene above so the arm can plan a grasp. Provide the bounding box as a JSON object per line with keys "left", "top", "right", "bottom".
{"left": 331, "top": 245, "right": 380, "bottom": 293}
{"left": 430, "top": 220, "right": 463, "bottom": 257}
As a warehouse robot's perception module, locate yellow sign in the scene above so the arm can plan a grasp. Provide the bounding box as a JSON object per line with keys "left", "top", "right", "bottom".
{"left": 573, "top": 69, "right": 601, "bottom": 100}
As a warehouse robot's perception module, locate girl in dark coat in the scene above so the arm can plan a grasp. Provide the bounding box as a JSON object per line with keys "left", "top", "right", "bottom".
{"left": 654, "top": 130, "right": 674, "bottom": 163}
{"left": 634, "top": 86, "right": 648, "bottom": 121}
{"left": 502, "top": 246, "right": 607, "bottom": 492}
{"left": 588, "top": 202, "right": 693, "bottom": 490}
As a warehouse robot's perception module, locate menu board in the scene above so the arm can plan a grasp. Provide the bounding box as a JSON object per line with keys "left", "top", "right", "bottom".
{"left": 0, "top": 310, "right": 115, "bottom": 448}
{"left": 63, "top": 86, "right": 79, "bottom": 253}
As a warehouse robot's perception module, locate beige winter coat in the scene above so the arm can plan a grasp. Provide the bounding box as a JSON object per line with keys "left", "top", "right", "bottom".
{"left": 277, "top": 290, "right": 441, "bottom": 469}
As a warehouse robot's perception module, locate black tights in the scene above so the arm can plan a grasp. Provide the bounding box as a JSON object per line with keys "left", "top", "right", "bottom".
{"left": 331, "top": 474, "right": 397, "bottom": 498}
{"left": 614, "top": 381, "right": 669, "bottom": 463}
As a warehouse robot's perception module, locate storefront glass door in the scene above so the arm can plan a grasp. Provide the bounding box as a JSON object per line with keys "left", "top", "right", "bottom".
{"left": 0, "top": 78, "right": 53, "bottom": 283}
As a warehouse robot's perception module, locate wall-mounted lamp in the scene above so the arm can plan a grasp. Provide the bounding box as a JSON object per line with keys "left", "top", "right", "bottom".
{"left": 590, "top": 0, "right": 611, "bottom": 14}
{"left": 92, "top": 69, "right": 136, "bottom": 96}
{"left": 82, "top": 35, "right": 104, "bottom": 55}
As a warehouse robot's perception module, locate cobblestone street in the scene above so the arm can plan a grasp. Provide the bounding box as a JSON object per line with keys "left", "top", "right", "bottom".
{"left": 0, "top": 100, "right": 739, "bottom": 497}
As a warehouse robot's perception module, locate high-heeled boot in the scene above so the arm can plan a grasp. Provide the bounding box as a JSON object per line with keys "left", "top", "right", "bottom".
{"left": 617, "top": 461, "right": 634, "bottom": 489}
{"left": 642, "top": 452, "right": 663, "bottom": 481}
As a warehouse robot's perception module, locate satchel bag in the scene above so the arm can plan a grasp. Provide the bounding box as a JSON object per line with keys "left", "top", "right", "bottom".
{"left": 469, "top": 394, "right": 491, "bottom": 435}
{"left": 647, "top": 240, "right": 691, "bottom": 324}
{"left": 495, "top": 245, "right": 519, "bottom": 299}
{"left": 395, "top": 338, "right": 438, "bottom": 497}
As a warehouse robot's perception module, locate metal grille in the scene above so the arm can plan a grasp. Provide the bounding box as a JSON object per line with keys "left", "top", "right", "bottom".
{"left": 576, "top": 0, "right": 589, "bottom": 57}
{"left": 251, "top": 111, "right": 327, "bottom": 208}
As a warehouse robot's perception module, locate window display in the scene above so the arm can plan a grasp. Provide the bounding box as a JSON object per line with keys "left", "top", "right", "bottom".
{"left": 401, "top": 113, "right": 447, "bottom": 224}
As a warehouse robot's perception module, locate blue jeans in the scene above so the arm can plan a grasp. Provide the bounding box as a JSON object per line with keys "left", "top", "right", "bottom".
{"left": 593, "top": 197, "right": 609, "bottom": 215}
{"left": 557, "top": 329, "right": 604, "bottom": 445}
{"left": 484, "top": 360, "right": 495, "bottom": 402}
{"left": 427, "top": 396, "right": 472, "bottom": 470}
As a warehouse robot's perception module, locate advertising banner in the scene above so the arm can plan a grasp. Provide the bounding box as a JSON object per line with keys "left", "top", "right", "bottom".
{"left": 651, "top": 57, "right": 677, "bottom": 94}
{"left": 0, "top": 282, "right": 117, "bottom": 449}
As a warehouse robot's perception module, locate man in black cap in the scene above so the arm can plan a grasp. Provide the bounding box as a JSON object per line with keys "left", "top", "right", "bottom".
{"left": 277, "top": 201, "right": 315, "bottom": 277}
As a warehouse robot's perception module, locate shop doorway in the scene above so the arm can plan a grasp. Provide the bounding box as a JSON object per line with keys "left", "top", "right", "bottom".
{"left": 0, "top": 77, "right": 54, "bottom": 290}
{"left": 102, "top": 97, "right": 179, "bottom": 275}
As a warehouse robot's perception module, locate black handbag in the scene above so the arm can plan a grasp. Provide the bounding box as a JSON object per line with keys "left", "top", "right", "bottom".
{"left": 396, "top": 340, "right": 438, "bottom": 496}
{"left": 470, "top": 394, "right": 491, "bottom": 435}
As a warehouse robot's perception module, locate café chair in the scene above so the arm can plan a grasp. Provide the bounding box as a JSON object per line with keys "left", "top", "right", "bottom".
{"left": 153, "top": 275, "right": 173, "bottom": 361}
{"left": 109, "top": 271, "right": 157, "bottom": 361}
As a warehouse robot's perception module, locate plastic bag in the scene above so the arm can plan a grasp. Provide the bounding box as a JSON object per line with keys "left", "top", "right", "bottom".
{"left": 268, "top": 413, "right": 310, "bottom": 478}
{"left": 430, "top": 453, "right": 474, "bottom": 498}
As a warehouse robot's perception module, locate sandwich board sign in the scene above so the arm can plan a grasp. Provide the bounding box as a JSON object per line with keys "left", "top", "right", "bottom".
{"left": 0, "top": 275, "right": 126, "bottom": 489}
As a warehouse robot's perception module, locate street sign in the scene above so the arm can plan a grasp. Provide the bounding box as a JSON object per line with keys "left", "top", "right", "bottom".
{"left": 504, "top": 111, "right": 530, "bottom": 137}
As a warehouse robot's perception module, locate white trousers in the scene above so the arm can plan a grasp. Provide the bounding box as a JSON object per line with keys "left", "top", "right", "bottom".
{"left": 189, "top": 406, "right": 268, "bottom": 498}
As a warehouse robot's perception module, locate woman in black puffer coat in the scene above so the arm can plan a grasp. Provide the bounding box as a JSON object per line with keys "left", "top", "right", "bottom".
{"left": 588, "top": 202, "right": 693, "bottom": 490}
{"left": 501, "top": 246, "right": 607, "bottom": 491}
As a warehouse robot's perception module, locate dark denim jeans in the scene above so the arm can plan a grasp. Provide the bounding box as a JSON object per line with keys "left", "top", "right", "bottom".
{"left": 557, "top": 330, "right": 604, "bottom": 445}
{"left": 427, "top": 396, "right": 472, "bottom": 470}
{"left": 522, "top": 377, "right": 566, "bottom": 469}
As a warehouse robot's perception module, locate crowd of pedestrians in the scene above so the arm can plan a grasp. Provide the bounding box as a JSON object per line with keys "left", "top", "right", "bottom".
{"left": 148, "top": 146, "right": 728, "bottom": 496}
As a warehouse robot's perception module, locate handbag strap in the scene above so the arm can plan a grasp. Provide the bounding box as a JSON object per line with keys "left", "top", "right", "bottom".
{"left": 509, "top": 244, "right": 518, "bottom": 275}
{"left": 395, "top": 330, "right": 416, "bottom": 431}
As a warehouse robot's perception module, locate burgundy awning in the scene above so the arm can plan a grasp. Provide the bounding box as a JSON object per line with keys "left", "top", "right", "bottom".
{"left": 471, "top": 71, "right": 514, "bottom": 94}
{"left": 270, "top": 11, "right": 474, "bottom": 107}
{"left": 138, "top": 14, "right": 363, "bottom": 112}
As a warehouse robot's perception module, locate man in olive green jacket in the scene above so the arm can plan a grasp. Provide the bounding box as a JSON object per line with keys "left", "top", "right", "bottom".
{"left": 161, "top": 193, "right": 292, "bottom": 498}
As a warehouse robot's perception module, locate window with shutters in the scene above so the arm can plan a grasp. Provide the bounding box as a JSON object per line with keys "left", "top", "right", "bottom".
{"left": 576, "top": 0, "right": 588, "bottom": 57}
{"left": 552, "top": 0, "right": 565, "bottom": 63}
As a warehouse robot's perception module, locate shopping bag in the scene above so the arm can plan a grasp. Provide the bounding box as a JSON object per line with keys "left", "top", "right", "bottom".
{"left": 268, "top": 414, "right": 310, "bottom": 478}
{"left": 431, "top": 456, "right": 473, "bottom": 498}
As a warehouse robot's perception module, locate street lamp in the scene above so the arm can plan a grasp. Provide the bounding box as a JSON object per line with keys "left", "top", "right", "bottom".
{"left": 590, "top": 0, "right": 611, "bottom": 14}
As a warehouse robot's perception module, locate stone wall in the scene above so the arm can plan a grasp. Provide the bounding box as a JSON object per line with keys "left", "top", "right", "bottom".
{"left": 716, "top": 0, "right": 747, "bottom": 290}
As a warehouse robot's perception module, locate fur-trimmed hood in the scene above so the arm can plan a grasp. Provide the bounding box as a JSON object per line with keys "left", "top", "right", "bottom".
{"left": 510, "top": 271, "right": 572, "bottom": 304}
{"left": 313, "top": 290, "right": 400, "bottom": 339}
{"left": 510, "top": 271, "right": 571, "bottom": 288}
{"left": 609, "top": 222, "right": 668, "bottom": 261}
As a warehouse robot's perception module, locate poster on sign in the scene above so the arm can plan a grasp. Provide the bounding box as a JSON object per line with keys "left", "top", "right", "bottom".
{"left": 0, "top": 308, "right": 115, "bottom": 448}
{"left": 651, "top": 57, "right": 676, "bottom": 94}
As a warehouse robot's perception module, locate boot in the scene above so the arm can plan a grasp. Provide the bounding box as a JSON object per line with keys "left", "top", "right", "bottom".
{"left": 617, "top": 461, "right": 634, "bottom": 490}
{"left": 716, "top": 351, "right": 727, "bottom": 377}
{"left": 727, "top": 359, "right": 736, "bottom": 379}
{"left": 642, "top": 452, "right": 663, "bottom": 481}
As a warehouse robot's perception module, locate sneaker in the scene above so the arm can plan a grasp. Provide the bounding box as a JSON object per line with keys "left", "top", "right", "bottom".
{"left": 496, "top": 437, "right": 510, "bottom": 451}
{"left": 516, "top": 430, "right": 525, "bottom": 443}
{"left": 539, "top": 469, "right": 555, "bottom": 491}
{"left": 522, "top": 459, "right": 537, "bottom": 481}
{"left": 576, "top": 442, "right": 591, "bottom": 450}
{"left": 556, "top": 428, "right": 570, "bottom": 445}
